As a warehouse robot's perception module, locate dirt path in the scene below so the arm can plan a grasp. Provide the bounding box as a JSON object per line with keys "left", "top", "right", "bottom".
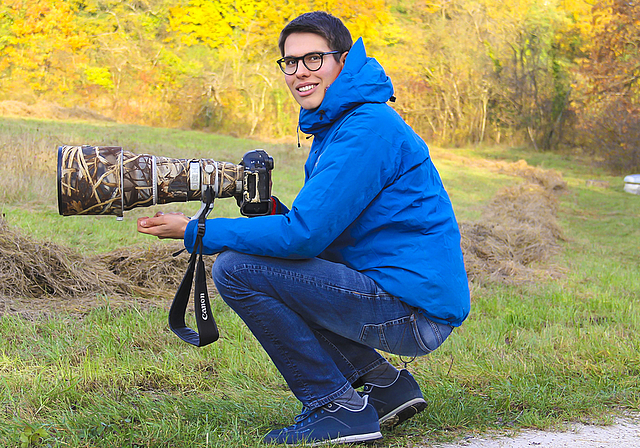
{"left": 431, "top": 416, "right": 640, "bottom": 447}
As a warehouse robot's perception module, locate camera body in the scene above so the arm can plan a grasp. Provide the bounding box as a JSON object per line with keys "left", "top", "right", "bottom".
{"left": 57, "top": 145, "right": 274, "bottom": 217}
{"left": 238, "top": 149, "right": 274, "bottom": 216}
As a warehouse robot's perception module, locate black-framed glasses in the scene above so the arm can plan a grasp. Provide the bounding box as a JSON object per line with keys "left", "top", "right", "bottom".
{"left": 276, "top": 51, "right": 342, "bottom": 75}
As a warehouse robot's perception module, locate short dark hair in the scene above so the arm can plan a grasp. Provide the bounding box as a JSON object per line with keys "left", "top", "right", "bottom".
{"left": 278, "top": 11, "right": 353, "bottom": 57}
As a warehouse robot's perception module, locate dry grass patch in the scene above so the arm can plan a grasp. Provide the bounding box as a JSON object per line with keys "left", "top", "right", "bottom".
{"left": 436, "top": 150, "right": 567, "bottom": 192}
{"left": 0, "top": 216, "right": 192, "bottom": 314}
{"left": 460, "top": 164, "right": 567, "bottom": 284}
{"left": 0, "top": 216, "right": 129, "bottom": 311}
{"left": 103, "top": 244, "right": 193, "bottom": 296}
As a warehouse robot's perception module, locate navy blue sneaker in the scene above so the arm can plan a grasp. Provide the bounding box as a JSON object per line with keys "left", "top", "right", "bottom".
{"left": 263, "top": 400, "right": 382, "bottom": 445}
{"left": 363, "top": 369, "right": 427, "bottom": 427}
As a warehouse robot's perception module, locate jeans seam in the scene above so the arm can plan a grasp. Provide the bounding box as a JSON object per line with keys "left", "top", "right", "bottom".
{"left": 314, "top": 330, "right": 358, "bottom": 384}
{"left": 241, "top": 301, "right": 314, "bottom": 403}
{"left": 225, "top": 263, "right": 385, "bottom": 300}
{"left": 430, "top": 318, "right": 444, "bottom": 346}
{"left": 312, "top": 381, "right": 353, "bottom": 409}
{"left": 357, "top": 358, "right": 388, "bottom": 381}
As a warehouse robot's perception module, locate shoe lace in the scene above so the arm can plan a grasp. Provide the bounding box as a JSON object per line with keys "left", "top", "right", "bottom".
{"left": 294, "top": 406, "right": 311, "bottom": 423}
{"left": 293, "top": 404, "right": 330, "bottom": 425}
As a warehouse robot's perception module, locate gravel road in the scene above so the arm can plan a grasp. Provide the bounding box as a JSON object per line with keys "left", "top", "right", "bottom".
{"left": 431, "top": 416, "right": 640, "bottom": 448}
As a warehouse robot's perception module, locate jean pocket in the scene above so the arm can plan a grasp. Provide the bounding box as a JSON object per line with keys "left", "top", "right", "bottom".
{"left": 414, "top": 314, "right": 453, "bottom": 353}
{"left": 360, "top": 313, "right": 452, "bottom": 357}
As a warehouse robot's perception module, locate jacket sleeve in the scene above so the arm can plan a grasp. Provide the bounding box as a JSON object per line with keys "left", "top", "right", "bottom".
{"left": 184, "top": 115, "right": 399, "bottom": 258}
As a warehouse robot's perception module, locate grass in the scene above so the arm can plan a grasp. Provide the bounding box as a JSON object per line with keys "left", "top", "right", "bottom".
{"left": 1, "top": 116, "right": 639, "bottom": 447}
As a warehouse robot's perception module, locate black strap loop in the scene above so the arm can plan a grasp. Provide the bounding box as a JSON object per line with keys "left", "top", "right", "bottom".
{"left": 168, "top": 186, "right": 219, "bottom": 346}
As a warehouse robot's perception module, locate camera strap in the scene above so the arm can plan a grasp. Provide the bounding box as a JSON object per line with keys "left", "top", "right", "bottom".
{"left": 168, "top": 188, "right": 219, "bottom": 346}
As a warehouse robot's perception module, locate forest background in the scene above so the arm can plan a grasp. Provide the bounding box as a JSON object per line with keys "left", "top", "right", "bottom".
{"left": 0, "top": 0, "right": 638, "bottom": 172}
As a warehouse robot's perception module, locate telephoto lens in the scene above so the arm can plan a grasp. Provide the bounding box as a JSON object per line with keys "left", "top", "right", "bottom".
{"left": 57, "top": 145, "right": 273, "bottom": 217}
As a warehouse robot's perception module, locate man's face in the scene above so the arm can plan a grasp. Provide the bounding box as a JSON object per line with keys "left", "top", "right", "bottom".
{"left": 282, "top": 32, "right": 347, "bottom": 110}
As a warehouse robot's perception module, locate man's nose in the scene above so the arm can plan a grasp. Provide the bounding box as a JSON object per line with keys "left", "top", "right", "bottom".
{"left": 296, "top": 61, "right": 311, "bottom": 77}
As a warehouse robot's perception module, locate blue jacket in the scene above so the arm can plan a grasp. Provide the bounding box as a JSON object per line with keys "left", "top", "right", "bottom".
{"left": 185, "top": 38, "right": 470, "bottom": 326}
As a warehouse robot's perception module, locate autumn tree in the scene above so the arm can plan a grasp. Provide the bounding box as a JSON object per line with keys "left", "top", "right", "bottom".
{"left": 375, "top": 1, "right": 492, "bottom": 145}
{"left": 375, "top": 0, "right": 580, "bottom": 148}
{"left": 76, "top": 0, "right": 198, "bottom": 126}
{"left": 572, "top": 0, "right": 640, "bottom": 172}
{"left": 0, "top": 0, "right": 91, "bottom": 102}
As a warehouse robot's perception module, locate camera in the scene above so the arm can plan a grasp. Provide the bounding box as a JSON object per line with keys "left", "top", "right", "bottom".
{"left": 57, "top": 145, "right": 274, "bottom": 218}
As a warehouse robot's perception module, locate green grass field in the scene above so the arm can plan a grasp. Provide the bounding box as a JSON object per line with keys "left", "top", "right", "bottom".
{"left": 1, "top": 117, "right": 639, "bottom": 447}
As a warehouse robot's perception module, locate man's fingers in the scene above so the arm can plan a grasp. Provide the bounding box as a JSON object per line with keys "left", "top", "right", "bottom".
{"left": 137, "top": 212, "right": 189, "bottom": 239}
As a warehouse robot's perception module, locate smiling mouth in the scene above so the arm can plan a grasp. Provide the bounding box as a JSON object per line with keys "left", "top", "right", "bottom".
{"left": 297, "top": 84, "right": 317, "bottom": 92}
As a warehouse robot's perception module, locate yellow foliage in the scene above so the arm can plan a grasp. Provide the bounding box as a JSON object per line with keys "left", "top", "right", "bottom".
{"left": 557, "top": 0, "right": 605, "bottom": 55}
{"left": 168, "top": 0, "right": 391, "bottom": 51}
{"left": 0, "top": 0, "right": 90, "bottom": 94}
{"left": 169, "top": 0, "right": 235, "bottom": 48}
{"left": 83, "top": 66, "right": 115, "bottom": 91}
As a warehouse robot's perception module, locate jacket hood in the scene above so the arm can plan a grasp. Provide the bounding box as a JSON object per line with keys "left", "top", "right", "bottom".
{"left": 298, "top": 38, "right": 394, "bottom": 135}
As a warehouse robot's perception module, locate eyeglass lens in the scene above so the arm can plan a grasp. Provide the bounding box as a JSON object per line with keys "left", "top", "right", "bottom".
{"left": 281, "top": 53, "right": 326, "bottom": 75}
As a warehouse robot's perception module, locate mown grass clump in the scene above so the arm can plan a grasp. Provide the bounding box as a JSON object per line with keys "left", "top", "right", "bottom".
{"left": 0, "top": 216, "right": 205, "bottom": 313}
{"left": 461, "top": 181, "right": 566, "bottom": 284}
{"left": 0, "top": 215, "right": 130, "bottom": 305}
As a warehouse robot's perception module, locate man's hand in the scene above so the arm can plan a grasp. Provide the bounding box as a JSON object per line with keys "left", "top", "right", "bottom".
{"left": 137, "top": 212, "right": 190, "bottom": 239}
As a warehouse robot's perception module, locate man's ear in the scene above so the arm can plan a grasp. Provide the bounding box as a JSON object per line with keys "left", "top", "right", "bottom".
{"left": 340, "top": 51, "right": 349, "bottom": 65}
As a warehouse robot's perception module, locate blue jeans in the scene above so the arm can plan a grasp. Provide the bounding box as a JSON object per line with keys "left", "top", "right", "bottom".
{"left": 212, "top": 250, "right": 453, "bottom": 411}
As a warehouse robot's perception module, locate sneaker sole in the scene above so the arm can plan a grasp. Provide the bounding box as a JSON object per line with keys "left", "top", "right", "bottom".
{"left": 379, "top": 398, "right": 427, "bottom": 427}
{"left": 313, "top": 431, "right": 383, "bottom": 446}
